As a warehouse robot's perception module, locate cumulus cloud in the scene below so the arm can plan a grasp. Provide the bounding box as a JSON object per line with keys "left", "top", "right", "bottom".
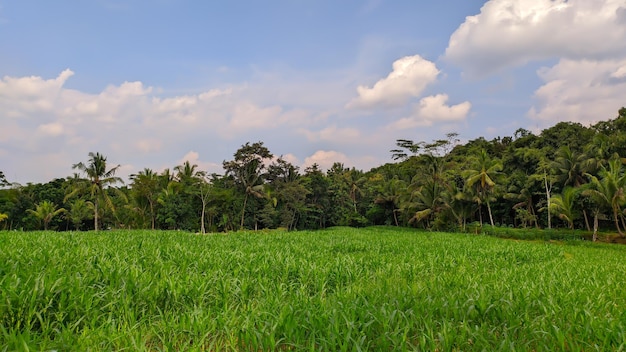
{"left": 347, "top": 55, "right": 439, "bottom": 109}
{"left": 280, "top": 153, "right": 301, "bottom": 166}
{"left": 0, "top": 70, "right": 319, "bottom": 183}
{"left": 445, "top": 0, "right": 626, "bottom": 75}
{"left": 0, "top": 69, "right": 74, "bottom": 116}
{"left": 529, "top": 58, "right": 626, "bottom": 125}
{"left": 388, "top": 94, "right": 471, "bottom": 129}
{"left": 303, "top": 150, "right": 351, "bottom": 170}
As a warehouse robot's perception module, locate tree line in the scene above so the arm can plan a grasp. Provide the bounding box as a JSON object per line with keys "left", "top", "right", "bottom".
{"left": 1, "top": 108, "right": 626, "bottom": 237}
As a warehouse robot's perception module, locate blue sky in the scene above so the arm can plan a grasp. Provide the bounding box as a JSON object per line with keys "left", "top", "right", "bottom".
{"left": 2, "top": 0, "right": 626, "bottom": 183}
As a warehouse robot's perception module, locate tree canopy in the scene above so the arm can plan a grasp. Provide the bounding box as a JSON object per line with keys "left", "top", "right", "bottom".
{"left": 3, "top": 108, "right": 626, "bottom": 237}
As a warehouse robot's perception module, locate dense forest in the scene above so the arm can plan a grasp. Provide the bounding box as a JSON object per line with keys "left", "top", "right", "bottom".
{"left": 2, "top": 108, "right": 626, "bottom": 236}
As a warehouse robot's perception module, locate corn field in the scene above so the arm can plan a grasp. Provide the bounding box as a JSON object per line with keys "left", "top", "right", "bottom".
{"left": 1, "top": 227, "right": 626, "bottom": 351}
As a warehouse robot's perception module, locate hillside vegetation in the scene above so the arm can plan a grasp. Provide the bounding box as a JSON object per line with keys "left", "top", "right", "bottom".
{"left": 2, "top": 108, "right": 626, "bottom": 235}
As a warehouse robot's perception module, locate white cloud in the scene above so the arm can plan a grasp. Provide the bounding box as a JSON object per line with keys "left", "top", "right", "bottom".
{"left": 178, "top": 151, "right": 222, "bottom": 175}
{"left": 281, "top": 153, "right": 301, "bottom": 167}
{"left": 230, "top": 103, "right": 283, "bottom": 130}
{"left": 303, "top": 150, "right": 351, "bottom": 170}
{"left": 529, "top": 58, "right": 626, "bottom": 125}
{"left": 0, "top": 69, "right": 74, "bottom": 116}
{"left": 299, "top": 125, "right": 361, "bottom": 142}
{"left": 0, "top": 70, "right": 325, "bottom": 183}
{"left": 388, "top": 94, "right": 471, "bottom": 129}
{"left": 38, "top": 122, "right": 64, "bottom": 136}
{"left": 445, "top": 0, "right": 626, "bottom": 75}
{"left": 347, "top": 55, "right": 439, "bottom": 109}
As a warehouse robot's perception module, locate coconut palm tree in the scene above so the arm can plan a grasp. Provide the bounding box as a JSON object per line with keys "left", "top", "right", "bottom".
{"left": 463, "top": 149, "right": 503, "bottom": 227}
{"left": 373, "top": 177, "right": 406, "bottom": 226}
{"left": 28, "top": 200, "right": 65, "bottom": 230}
{"left": 549, "top": 187, "right": 579, "bottom": 229}
{"left": 71, "top": 152, "right": 123, "bottom": 231}
{"left": 403, "top": 178, "right": 444, "bottom": 229}
{"left": 130, "top": 168, "right": 161, "bottom": 230}
{"left": 68, "top": 199, "right": 94, "bottom": 230}
{"left": 584, "top": 158, "right": 626, "bottom": 236}
{"left": 551, "top": 145, "right": 592, "bottom": 230}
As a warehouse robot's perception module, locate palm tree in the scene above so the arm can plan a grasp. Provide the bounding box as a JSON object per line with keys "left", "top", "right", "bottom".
{"left": 403, "top": 178, "right": 444, "bottom": 229}
{"left": 373, "top": 177, "right": 406, "bottom": 226}
{"left": 463, "top": 149, "right": 503, "bottom": 227}
{"left": 174, "top": 161, "right": 205, "bottom": 185}
{"left": 130, "top": 168, "right": 160, "bottom": 230}
{"left": 441, "top": 181, "right": 474, "bottom": 232}
{"left": 549, "top": 187, "right": 579, "bottom": 229}
{"left": 345, "top": 168, "right": 366, "bottom": 213}
{"left": 28, "top": 200, "right": 65, "bottom": 230}
{"left": 71, "top": 152, "right": 123, "bottom": 231}
{"left": 68, "top": 199, "right": 94, "bottom": 230}
{"left": 584, "top": 158, "right": 626, "bottom": 236}
{"left": 505, "top": 183, "right": 538, "bottom": 228}
{"left": 551, "top": 146, "right": 591, "bottom": 230}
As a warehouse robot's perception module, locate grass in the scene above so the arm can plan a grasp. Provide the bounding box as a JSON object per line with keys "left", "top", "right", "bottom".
{"left": 1, "top": 226, "right": 626, "bottom": 350}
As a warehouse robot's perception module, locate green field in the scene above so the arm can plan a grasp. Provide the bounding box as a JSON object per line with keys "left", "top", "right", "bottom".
{"left": 2, "top": 227, "right": 626, "bottom": 351}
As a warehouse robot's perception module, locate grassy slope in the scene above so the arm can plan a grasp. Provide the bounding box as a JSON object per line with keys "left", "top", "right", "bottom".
{"left": 1, "top": 227, "right": 626, "bottom": 350}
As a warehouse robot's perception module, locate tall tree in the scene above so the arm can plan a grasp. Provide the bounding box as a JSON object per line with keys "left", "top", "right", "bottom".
{"left": 551, "top": 145, "right": 591, "bottom": 230}
{"left": 301, "top": 164, "right": 330, "bottom": 229}
{"left": 71, "top": 152, "right": 123, "bottom": 231}
{"left": 197, "top": 175, "right": 212, "bottom": 234}
{"left": 223, "top": 142, "right": 273, "bottom": 229}
{"left": 67, "top": 199, "right": 93, "bottom": 230}
{"left": 464, "top": 149, "right": 502, "bottom": 227}
{"left": 584, "top": 158, "right": 626, "bottom": 236}
{"left": 373, "top": 176, "right": 406, "bottom": 226}
{"left": 130, "top": 168, "right": 160, "bottom": 229}
{"left": 404, "top": 178, "right": 444, "bottom": 229}
{"left": 390, "top": 139, "right": 423, "bottom": 161}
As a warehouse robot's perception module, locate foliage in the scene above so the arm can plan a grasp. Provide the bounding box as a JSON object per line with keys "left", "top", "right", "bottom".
{"left": 27, "top": 200, "right": 66, "bottom": 230}
{"left": 70, "top": 152, "right": 124, "bottom": 231}
{"left": 4, "top": 108, "right": 626, "bottom": 234}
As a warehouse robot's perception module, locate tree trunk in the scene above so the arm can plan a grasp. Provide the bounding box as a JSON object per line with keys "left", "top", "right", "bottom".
{"left": 582, "top": 209, "right": 591, "bottom": 232}
{"left": 613, "top": 206, "right": 623, "bottom": 236}
{"left": 94, "top": 199, "right": 99, "bottom": 232}
{"left": 240, "top": 193, "right": 248, "bottom": 230}
{"left": 393, "top": 209, "right": 399, "bottom": 226}
{"left": 531, "top": 206, "right": 539, "bottom": 229}
{"left": 593, "top": 210, "right": 598, "bottom": 242}
{"left": 620, "top": 211, "right": 626, "bottom": 236}
{"left": 200, "top": 200, "right": 206, "bottom": 234}
{"left": 149, "top": 199, "right": 155, "bottom": 230}
{"left": 487, "top": 201, "right": 495, "bottom": 227}
{"left": 544, "top": 173, "right": 551, "bottom": 230}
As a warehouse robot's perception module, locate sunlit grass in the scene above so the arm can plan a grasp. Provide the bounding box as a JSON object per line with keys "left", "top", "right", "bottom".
{"left": 1, "top": 227, "right": 626, "bottom": 350}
